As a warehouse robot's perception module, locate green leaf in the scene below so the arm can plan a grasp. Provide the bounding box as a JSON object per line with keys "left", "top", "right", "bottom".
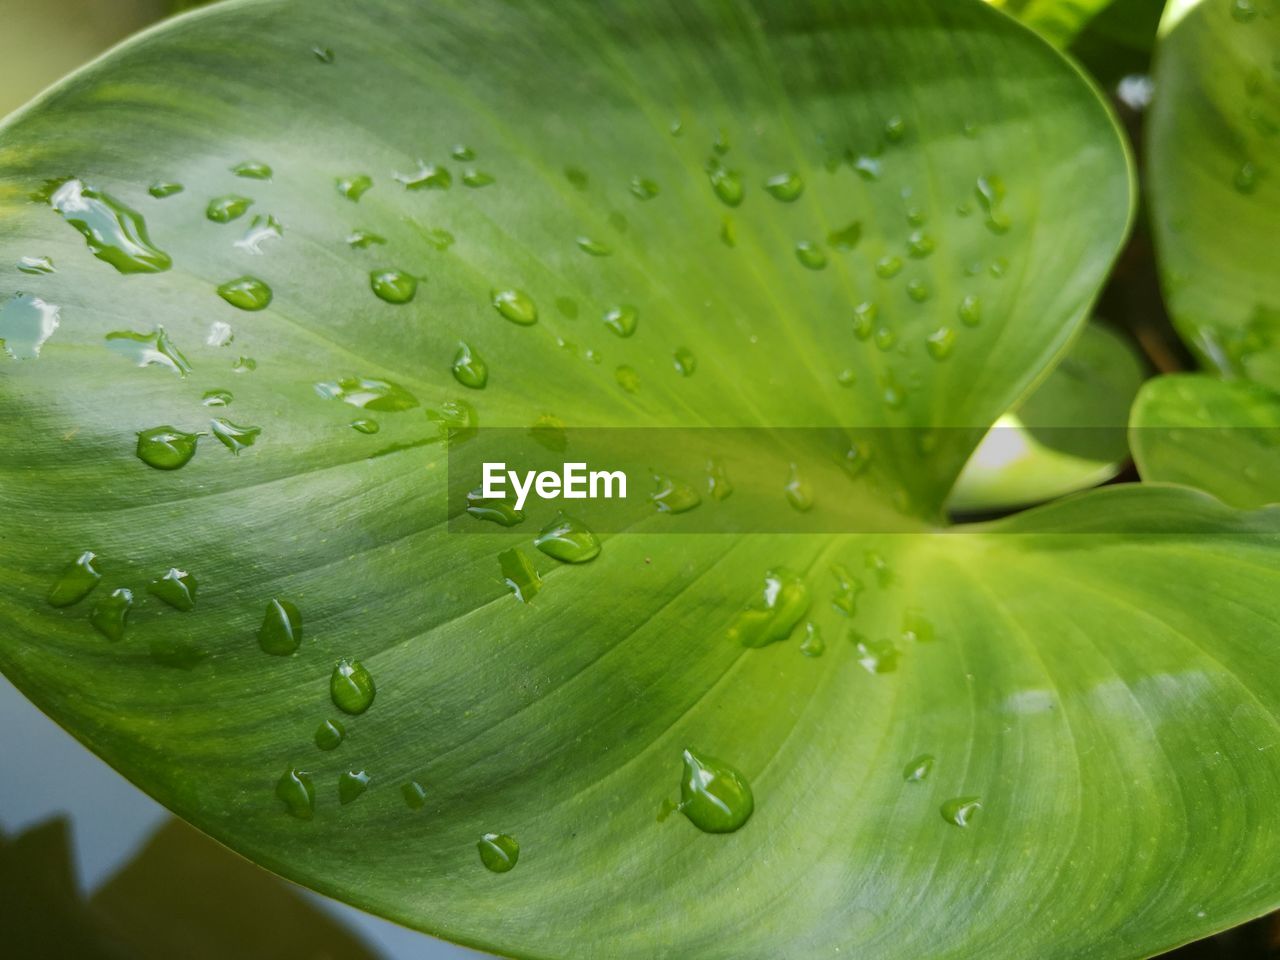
{"left": 987, "top": 0, "right": 1118, "bottom": 46}
{"left": 1131, "top": 373, "right": 1280, "bottom": 508}
{"left": 949, "top": 321, "right": 1147, "bottom": 513}
{"left": 1148, "top": 0, "right": 1280, "bottom": 387}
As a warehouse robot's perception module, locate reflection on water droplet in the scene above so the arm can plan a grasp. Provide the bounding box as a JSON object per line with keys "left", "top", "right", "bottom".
{"left": 499, "top": 548, "right": 542, "bottom": 602}
{"left": 370, "top": 269, "right": 417, "bottom": 304}
{"left": 958, "top": 294, "right": 982, "bottom": 327}
{"left": 941, "top": 796, "right": 982, "bottom": 827}
{"left": 403, "top": 780, "right": 428, "bottom": 809}
{"left": 259, "top": 598, "right": 302, "bottom": 655}
{"left": 467, "top": 487, "right": 524, "bottom": 526}
{"left": 876, "top": 256, "right": 902, "bottom": 279}
{"left": 852, "top": 301, "right": 877, "bottom": 340}
{"left": 149, "top": 182, "right": 183, "bottom": 199}
{"left": 207, "top": 321, "right": 233, "bottom": 347}
{"left": 234, "top": 214, "right": 283, "bottom": 255}
{"left": 18, "top": 255, "right": 54, "bottom": 275}
{"left": 853, "top": 155, "right": 881, "bottom": 180}
{"left": 795, "top": 241, "right": 827, "bottom": 270}
{"left": 884, "top": 115, "right": 907, "bottom": 142}
{"left": 727, "top": 568, "right": 809, "bottom": 647}
{"left": 346, "top": 229, "right": 386, "bottom": 249}
{"left": 49, "top": 179, "right": 172, "bottom": 273}
{"left": 706, "top": 458, "right": 732, "bottom": 500}
{"left": 492, "top": 288, "right": 537, "bottom": 325}
{"left": 865, "top": 550, "right": 893, "bottom": 586}
{"left": 707, "top": 163, "right": 744, "bottom": 207}
{"left": 800, "top": 622, "right": 825, "bottom": 658}
{"left": 874, "top": 327, "right": 897, "bottom": 352}
{"left": 202, "top": 389, "right": 232, "bottom": 407}
{"left": 828, "top": 221, "right": 861, "bottom": 251}
{"left": 603, "top": 304, "right": 638, "bottom": 337}
{"left": 339, "top": 770, "right": 370, "bottom": 805}
{"left": 906, "top": 279, "right": 931, "bottom": 303}
{"left": 396, "top": 162, "right": 451, "bottom": 190}
{"left": 233, "top": 160, "right": 272, "bottom": 180}
{"left": 331, "top": 658, "right": 375, "bottom": 714}
{"left": 462, "top": 170, "right": 495, "bottom": 188}
{"left": 48, "top": 551, "right": 101, "bottom": 608}
{"left": 851, "top": 632, "right": 898, "bottom": 673}
{"left": 764, "top": 172, "right": 804, "bottom": 202}
{"left": 630, "top": 176, "right": 660, "bottom": 200}
{"left": 673, "top": 346, "right": 697, "bottom": 376}
{"left": 907, "top": 230, "right": 935, "bottom": 258}
{"left": 576, "top": 236, "right": 612, "bottom": 257}
{"left": 312, "top": 45, "right": 335, "bottom": 63}
{"left": 1234, "top": 161, "right": 1259, "bottom": 195}
{"left": 427, "top": 398, "right": 479, "bottom": 444}
{"left": 478, "top": 833, "right": 520, "bottom": 872}
{"left": 90, "top": 588, "right": 132, "bottom": 641}
{"left": 1232, "top": 0, "right": 1258, "bottom": 21}
{"left": 148, "top": 567, "right": 197, "bottom": 611}
{"left": 315, "top": 719, "right": 345, "bottom": 751}
{"left": 615, "top": 365, "right": 640, "bottom": 393}
{"left": 0, "top": 294, "right": 60, "bottom": 359}
{"left": 830, "top": 563, "right": 862, "bottom": 616}
{"left": 535, "top": 512, "right": 600, "bottom": 563}
{"left": 902, "top": 608, "right": 935, "bottom": 643}
{"left": 451, "top": 342, "right": 488, "bottom": 389}
{"left": 207, "top": 195, "right": 252, "bottom": 224}
{"left": 106, "top": 325, "right": 191, "bottom": 376}
{"left": 316, "top": 377, "right": 418, "bottom": 411}
{"left": 926, "top": 327, "right": 954, "bottom": 360}
{"left": 784, "top": 462, "right": 813, "bottom": 512}
{"left": 652, "top": 474, "right": 701, "bottom": 513}
{"left": 720, "top": 216, "right": 736, "bottom": 248}
{"left": 217, "top": 276, "right": 272, "bottom": 311}
{"left": 136, "top": 426, "right": 199, "bottom": 470}
{"left": 975, "top": 175, "right": 1011, "bottom": 234}
{"left": 233, "top": 356, "right": 256, "bottom": 373}
{"left": 903, "top": 753, "right": 934, "bottom": 782}
{"left": 276, "top": 768, "right": 315, "bottom": 820}
{"left": 679, "top": 748, "right": 754, "bottom": 833}
{"left": 336, "top": 174, "right": 372, "bottom": 201}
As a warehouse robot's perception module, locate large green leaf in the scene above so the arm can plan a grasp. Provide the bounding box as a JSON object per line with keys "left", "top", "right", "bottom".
{"left": 1148, "top": 0, "right": 1280, "bottom": 387}
{"left": 22, "top": 2, "right": 1280, "bottom": 960}
{"left": 987, "top": 0, "right": 1119, "bottom": 46}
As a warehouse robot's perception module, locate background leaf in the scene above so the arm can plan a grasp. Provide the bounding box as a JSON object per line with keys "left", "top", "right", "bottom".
{"left": 987, "top": 0, "right": 1119, "bottom": 46}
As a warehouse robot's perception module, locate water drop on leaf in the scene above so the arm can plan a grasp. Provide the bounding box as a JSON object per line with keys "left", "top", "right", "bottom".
{"left": 136, "top": 426, "right": 199, "bottom": 470}
{"left": 477, "top": 833, "right": 520, "bottom": 872}
{"left": 48, "top": 551, "right": 101, "bottom": 608}
{"left": 679, "top": 748, "right": 754, "bottom": 833}
{"left": 147, "top": 567, "right": 197, "bottom": 611}
{"left": 330, "top": 658, "right": 376, "bottom": 714}
{"left": 259, "top": 598, "right": 302, "bottom": 655}
{"left": 217, "top": 276, "right": 272, "bottom": 311}
{"left": 941, "top": 796, "right": 982, "bottom": 827}
{"left": 276, "top": 768, "right": 315, "bottom": 820}
{"left": 90, "top": 588, "right": 132, "bottom": 641}
{"left": 534, "top": 512, "right": 601, "bottom": 564}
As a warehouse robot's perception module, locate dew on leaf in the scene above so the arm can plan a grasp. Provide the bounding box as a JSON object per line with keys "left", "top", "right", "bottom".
{"left": 350, "top": 418, "right": 379, "bottom": 434}
{"left": 232, "top": 160, "right": 272, "bottom": 180}
{"left": 403, "top": 780, "right": 428, "bottom": 809}
{"left": 339, "top": 770, "right": 371, "bottom": 805}
{"left": 830, "top": 563, "right": 863, "bottom": 616}
{"left": 907, "top": 230, "right": 936, "bottom": 258}
{"left": 851, "top": 632, "right": 898, "bottom": 673}
{"left": 148, "top": 567, "right": 197, "bottom": 611}
{"left": 312, "top": 45, "right": 335, "bottom": 63}
{"left": 89, "top": 588, "right": 132, "bottom": 642}
{"left": 276, "top": 768, "right": 315, "bottom": 820}
{"left": 800, "top": 622, "right": 825, "bottom": 658}
{"left": 926, "top": 326, "right": 955, "bottom": 360}
{"left": 706, "top": 458, "right": 732, "bottom": 500}
{"left": 784, "top": 462, "right": 813, "bottom": 512}
{"left": 499, "top": 547, "right": 542, "bottom": 602}
{"left": 853, "top": 155, "right": 882, "bottom": 180}
{"left": 315, "top": 377, "right": 418, "bottom": 411}
{"left": 331, "top": 658, "right": 376, "bottom": 714}
{"left": 828, "top": 221, "right": 861, "bottom": 251}
{"left": 258, "top": 598, "right": 302, "bottom": 655}
{"left": 652, "top": 474, "right": 701, "bottom": 513}
{"left": 492, "top": 288, "right": 537, "bottom": 325}
{"left": 206, "top": 195, "right": 253, "bottom": 223}
{"left": 336, "top": 174, "right": 372, "bottom": 201}
{"left": 451, "top": 144, "right": 475, "bottom": 161}
{"left": 576, "top": 236, "right": 612, "bottom": 257}
{"left": 1234, "top": 161, "right": 1259, "bottom": 195}
{"left": 763, "top": 171, "right": 804, "bottom": 202}
{"left": 975, "top": 175, "right": 1011, "bottom": 234}
{"left": 426, "top": 398, "right": 479, "bottom": 443}
{"left": 906, "top": 279, "right": 931, "bottom": 303}
{"left": 941, "top": 796, "right": 982, "bottom": 827}
{"left": 48, "top": 179, "right": 172, "bottom": 273}
{"left": 958, "top": 294, "right": 982, "bottom": 326}
{"left": 904, "top": 753, "right": 934, "bottom": 782}
{"left": 630, "top": 175, "right": 660, "bottom": 199}
{"left": 707, "top": 163, "right": 744, "bottom": 207}
{"left": 0, "top": 294, "right": 60, "bottom": 359}
{"left": 17, "top": 255, "right": 54, "bottom": 274}
{"left": 478, "top": 833, "right": 520, "bottom": 872}
{"left": 148, "top": 181, "right": 183, "bottom": 199}
{"left": 719, "top": 216, "right": 736, "bottom": 248}
{"left": 673, "top": 346, "right": 697, "bottom": 376}
{"left": 534, "top": 512, "right": 601, "bottom": 564}
{"left": 852, "top": 301, "right": 877, "bottom": 340}
{"left": 679, "top": 748, "right": 754, "bottom": 833}
{"left": 603, "top": 304, "right": 638, "bottom": 337}
{"left": 217, "top": 276, "right": 272, "bottom": 311}
{"left": 370, "top": 269, "right": 418, "bottom": 304}
{"left": 202, "top": 389, "right": 233, "bottom": 407}
{"left": 874, "top": 327, "right": 898, "bottom": 352}
{"left": 466, "top": 487, "right": 524, "bottom": 526}
{"left": 795, "top": 241, "right": 827, "bottom": 270}
{"left": 876, "top": 255, "right": 902, "bottom": 278}
{"left": 48, "top": 551, "right": 101, "bottom": 608}
{"left": 884, "top": 115, "right": 907, "bottom": 142}
{"left": 233, "top": 356, "right": 257, "bottom": 373}
{"left": 206, "top": 321, "right": 234, "bottom": 347}
{"left": 315, "top": 719, "right": 345, "bottom": 751}
{"left": 346, "top": 229, "right": 386, "bottom": 248}
{"left": 396, "top": 162, "right": 451, "bottom": 190}
{"left": 462, "top": 170, "right": 495, "bottom": 188}
{"left": 234, "top": 214, "right": 284, "bottom": 255}
{"left": 105, "top": 325, "right": 191, "bottom": 376}
{"left": 615, "top": 365, "right": 640, "bottom": 393}
{"left": 902, "top": 608, "right": 936, "bottom": 643}
{"left": 136, "top": 426, "right": 199, "bottom": 470}
{"left": 451, "top": 342, "right": 488, "bottom": 389}
{"left": 837, "top": 368, "right": 856, "bottom": 386}
{"left": 1232, "top": 0, "right": 1258, "bottom": 21}
{"left": 727, "top": 567, "right": 809, "bottom": 647}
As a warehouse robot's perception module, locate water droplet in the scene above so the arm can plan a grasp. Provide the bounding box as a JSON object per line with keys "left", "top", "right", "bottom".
{"left": 233, "top": 356, "right": 257, "bottom": 373}
{"left": 876, "top": 255, "right": 902, "bottom": 279}
{"left": 903, "top": 753, "right": 934, "bottom": 782}
{"left": 707, "top": 162, "right": 744, "bottom": 207}
{"left": 466, "top": 487, "right": 524, "bottom": 526}
{"left": 784, "top": 463, "right": 813, "bottom": 512}
{"left": 975, "top": 175, "right": 1011, "bottom": 234}
{"left": 907, "top": 230, "right": 936, "bottom": 258}
{"left": 427, "top": 398, "right": 478, "bottom": 443}
{"left": 727, "top": 568, "right": 809, "bottom": 647}
{"left": 217, "top": 276, "right": 272, "bottom": 311}
{"left": 234, "top": 214, "right": 284, "bottom": 254}
{"left": 763, "top": 171, "right": 804, "bottom": 202}
{"left": 346, "top": 229, "right": 386, "bottom": 248}
{"left": 336, "top": 174, "right": 372, "bottom": 201}
{"left": 315, "top": 377, "right": 418, "bottom": 411}
{"left": 1232, "top": 0, "right": 1258, "bottom": 21}
{"left": 800, "top": 622, "right": 825, "bottom": 658}
{"left": 828, "top": 221, "right": 861, "bottom": 251}
{"left": 48, "top": 179, "right": 172, "bottom": 273}
{"left": 312, "top": 45, "right": 335, "bottom": 63}
{"left": 232, "top": 160, "right": 272, "bottom": 180}
{"left": 534, "top": 512, "right": 600, "bottom": 563}
{"left": 90, "top": 588, "right": 132, "bottom": 641}
{"left": 446, "top": 341, "right": 489, "bottom": 389}
{"left": 902, "top": 608, "right": 935, "bottom": 643}
{"left": 841, "top": 442, "right": 873, "bottom": 480}
{"left": 851, "top": 633, "right": 898, "bottom": 673}
{"left": 206, "top": 195, "right": 252, "bottom": 224}
{"left": 926, "top": 326, "right": 954, "bottom": 360}
{"left": 673, "top": 347, "right": 697, "bottom": 376}
{"left": 679, "top": 748, "right": 754, "bottom": 833}
{"left": 651, "top": 474, "right": 701, "bottom": 513}
{"left": 403, "top": 780, "right": 428, "bottom": 809}
{"left": 276, "top": 768, "right": 314, "bottom": 820}
{"left": 258, "top": 598, "right": 302, "bottom": 655}
{"left": 852, "top": 301, "right": 878, "bottom": 340}
{"left": 0, "top": 294, "right": 60, "bottom": 360}
{"left": 906, "top": 207, "right": 927, "bottom": 227}
{"left": 906, "top": 279, "right": 931, "bottom": 303}
{"left": 629, "top": 176, "right": 660, "bottom": 199}
{"left": 958, "top": 294, "right": 982, "bottom": 326}
{"left": 105, "top": 325, "right": 191, "bottom": 376}
{"left": 795, "top": 241, "right": 827, "bottom": 270}
{"left": 147, "top": 567, "right": 197, "bottom": 611}
{"left": 396, "top": 162, "right": 451, "bottom": 190}
{"left": 706, "top": 458, "right": 732, "bottom": 500}
{"left": 148, "top": 182, "right": 183, "bottom": 199}
{"left": 830, "top": 563, "right": 862, "bottom": 615}
{"left": 603, "top": 304, "right": 638, "bottom": 337}
{"left": 615, "top": 365, "right": 640, "bottom": 393}
{"left": 884, "top": 115, "right": 907, "bottom": 142}
{"left": 462, "top": 170, "right": 495, "bottom": 188}
{"left": 349, "top": 418, "right": 379, "bottom": 435}
{"left": 314, "top": 719, "right": 345, "bottom": 751}
{"left": 1234, "top": 161, "right": 1259, "bottom": 195}
{"left": 564, "top": 166, "right": 589, "bottom": 190}
{"left": 941, "top": 796, "right": 982, "bottom": 827}
{"left": 865, "top": 550, "right": 893, "bottom": 587}
{"left": 492, "top": 288, "right": 537, "bottom": 325}
{"left": 575, "top": 236, "right": 612, "bottom": 257}
{"left": 499, "top": 548, "right": 542, "bottom": 602}
{"left": 207, "top": 321, "right": 234, "bottom": 347}
{"left": 17, "top": 255, "right": 54, "bottom": 275}
{"left": 719, "top": 216, "right": 736, "bottom": 248}
{"left": 136, "top": 426, "right": 199, "bottom": 470}
{"left": 370, "top": 269, "right": 417, "bottom": 304}
{"left": 478, "top": 833, "right": 520, "bottom": 872}
{"left": 989, "top": 257, "right": 1009, "bottom": 279}
{"left": 339, "top": 770, "right": 371, "bottom": 805}
{"left": 331, "top": 658, "right": 376, "bottom": 714}
{"left": 202, "top": 389, "right": 233, "bottom": 407}
{"left": 853, "top": 155, "right": 881, "bottom": 180}
{"left": 874, "top": 327, "right": 898, "bottom": 351}
{"left": 48, "top": 551, "right": 101, "bottom": 607}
